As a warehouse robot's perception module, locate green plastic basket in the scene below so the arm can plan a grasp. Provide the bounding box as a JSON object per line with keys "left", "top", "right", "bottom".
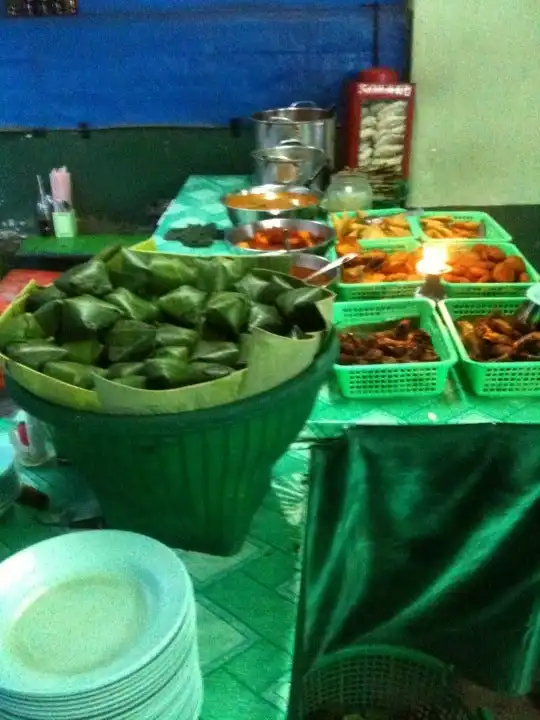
{"left": 440, "top": 297, "right": 540, "bottom": 397}
{"left": 298, "top": 645, "right": 489, "bottom": 720}
{"left": 334, "top": 298, "right": 458, "bottom": 399}
{"left": 332, "top": 238, "right": 424, "bottom": 301}
{"left": 410, "top": 211, "right": 512, "bottom": 243}
{"left": 331, "top": 207, "right": 416, "bottom": 243}
{"left": 442, "top": 242, "right": 538, "bottom": 298}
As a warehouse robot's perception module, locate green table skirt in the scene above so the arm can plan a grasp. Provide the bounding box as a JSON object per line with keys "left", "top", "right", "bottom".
{"left": 289, "top": 423, "right": 540, "bottom": 713}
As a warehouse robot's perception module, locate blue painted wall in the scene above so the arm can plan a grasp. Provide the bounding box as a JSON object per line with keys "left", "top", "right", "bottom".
{"left": 0, "top": 1, "right": 407, "bottom": 129}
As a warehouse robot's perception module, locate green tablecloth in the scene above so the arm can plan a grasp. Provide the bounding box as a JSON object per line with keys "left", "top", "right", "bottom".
{"left": 18, "top": 234, "right": 149, "bottom": 257}
{"left": 287, "top": 424, "right": 540, "bottom": 716}
{"left": 154, "top": 175, "right": 540, "bottom": 430}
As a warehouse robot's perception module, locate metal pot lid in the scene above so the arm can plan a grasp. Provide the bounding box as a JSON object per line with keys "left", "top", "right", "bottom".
{"left": 251, "top": 103, "right": 335, "bottom": 122}
{"left": 252, "top": 145, "right": 327, "bottom": 163}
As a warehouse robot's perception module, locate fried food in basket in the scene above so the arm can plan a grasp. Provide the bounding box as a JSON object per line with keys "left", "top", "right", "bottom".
{"left": 332, "top": 212, "right": 411, "bottom": 242}
{"left": 443, "top": 244, "right": 530, "bottom": 284}
{"left": 335, "top": 243, "right": 422, "bottom": 284}
{"left": 456, "top": 310, "right": 540, "bottom": 362}
{"left": 338, "top": 318, "right": 440, "bottom": 366}
{"left": 420, "top": 215, "right": 483, "bottom": 239}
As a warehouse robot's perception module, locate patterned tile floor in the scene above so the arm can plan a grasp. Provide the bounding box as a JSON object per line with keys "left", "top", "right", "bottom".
{"left": 0, "top": 428, "right": 308, "bottom": 720}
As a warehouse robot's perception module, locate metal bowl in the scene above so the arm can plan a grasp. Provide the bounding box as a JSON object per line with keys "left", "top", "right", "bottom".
{"left": 290, "top": 253, "right": 339, "bottom": 284}
{"left": 226, "top": 218, "right": 335, "bottom": 257}
{"left": 222, "top": 184, "right": 322, "bottom": 226}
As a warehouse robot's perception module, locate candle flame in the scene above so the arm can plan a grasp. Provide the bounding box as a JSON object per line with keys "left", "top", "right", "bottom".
{"left": 417, "top": 244, "right": 449, "bottom": 276}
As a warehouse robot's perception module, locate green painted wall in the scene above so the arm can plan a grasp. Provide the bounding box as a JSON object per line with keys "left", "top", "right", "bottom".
{"left": 1, "top": 127, "right": 539, "bottom": 268}
{"left": 0, "top": 128, "right": 253, "bottom": 229}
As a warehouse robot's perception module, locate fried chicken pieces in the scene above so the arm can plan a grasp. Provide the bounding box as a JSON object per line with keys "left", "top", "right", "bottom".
{"left": 338, "top": 319, "right": 440, "bottom": 366}
{"left": 457, "top": 311, "right": 540, "bottom": 362}
{"left": 443, "top": 244, "right": 530, "bottom": 284}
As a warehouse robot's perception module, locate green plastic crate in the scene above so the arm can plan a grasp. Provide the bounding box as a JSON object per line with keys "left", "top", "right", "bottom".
{"left": 410, "top": 211, "right": 512, "bottom": 243}
{"left": 334, "top": 297, "right": 458, "bottom": 399}
{"left": 442, "top": 242, "right": 538, "bottom": 298}
{"left": 299, "top": 646, "right": 489, "bottom": 720}
{"left": 440, "top": 297, "right": 540, "bottom": 397}
{"left": 332, "top": 239, "right": 424, "bottom": 301}
{"left": 331, "top": 207, "right": 416, "bottom": 243}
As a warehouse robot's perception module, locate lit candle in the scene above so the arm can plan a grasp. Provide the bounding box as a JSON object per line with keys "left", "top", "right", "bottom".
{"left": 416, "top": 244, "right": 449, "bottom": 276}
{"left": 416, "top": 244, "right": 449, "bottom": 301}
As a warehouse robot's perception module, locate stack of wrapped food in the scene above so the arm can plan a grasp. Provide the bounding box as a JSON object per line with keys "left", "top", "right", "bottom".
{"left": 0, "top": 248, "right": 334, "bottom": 413}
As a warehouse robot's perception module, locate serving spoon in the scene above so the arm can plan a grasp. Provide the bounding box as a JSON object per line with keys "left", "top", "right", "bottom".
{"left": 304, "top": 253, "right": 357, "bottom": 285}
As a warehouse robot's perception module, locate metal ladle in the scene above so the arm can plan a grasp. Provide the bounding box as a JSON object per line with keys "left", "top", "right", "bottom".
{"left": 304, "top": 253, "right": 357, "bottom": 285}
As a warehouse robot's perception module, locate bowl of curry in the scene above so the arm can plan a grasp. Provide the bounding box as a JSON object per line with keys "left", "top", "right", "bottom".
{"left": 226, "top": 218, "right": 335, "bottom": 257}
{"left": 222, "top": 184, "right": 322, "bottom": 225}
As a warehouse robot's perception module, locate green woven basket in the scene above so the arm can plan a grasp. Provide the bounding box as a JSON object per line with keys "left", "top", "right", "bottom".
{"left": 334, "top": 298, "right": 458, "bottom": 399}
{"left": 298, "top": 645, "right": 489, "bottom": 720}
{"left": 440, "top": 297, "right": 540, "bottom": 397}
{"left": 410, "top": 211, "right": 512, "bottom": 243}
{"left": 442, "top": 242, "right": 538, "bottom": 298}
{"left": 332, "top": 239, "right": 423, "bottom": 301}
{"left": 5, "top": 333, "right": 338, "bottom": 556}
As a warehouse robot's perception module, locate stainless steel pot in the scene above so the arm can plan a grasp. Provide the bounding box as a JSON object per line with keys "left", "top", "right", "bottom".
{"left": 222, "top": 184, "right": 322, "bottom": 226}
{"left": 251, "top": 101, "right": 336, "bottom": 168}
{"left": 251, "top": 140, "right": 328, "bottom": 188}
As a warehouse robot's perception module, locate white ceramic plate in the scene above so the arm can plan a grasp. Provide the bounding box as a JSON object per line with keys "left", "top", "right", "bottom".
{"left": 0, "top": 656, "right": 203, "bottom": 720}
{"left": 0, "top": 531, "right": 192, "bottom": 697}
{"left": 0, "top": 606, "right": 199, "bottom": 718}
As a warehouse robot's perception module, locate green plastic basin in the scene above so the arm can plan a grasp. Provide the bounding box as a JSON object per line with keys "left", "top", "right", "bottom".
{"left": 6, "top": 333, "right": 337, "bottom": 555}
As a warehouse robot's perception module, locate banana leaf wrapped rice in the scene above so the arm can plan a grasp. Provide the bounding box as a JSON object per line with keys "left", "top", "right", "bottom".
{"left": 34, "top": 299, "right": 65, "bottom": 337}
{"left": 155, "top": 324, "right": 198, "bottom": 350}
{"left": 147, "top": 255, "right": 198, "bottom": 294}
{"left": 105, "top": 287, "right": 159, "bottom": 323}
{"left": 44, "top": 361, "right": 106, "bottom": 389}
{"left": 106, "top": 320, "right": 156, "bottom": 363}
{"left": 61, "top": 296, "right": 124, "bottom": 339}
{"left": 55, "top": 260, "right": 113, "bottom": 297}
{"left": 6, "top": 340, "right": 68, "bottom": 370}
{"left": 0, "top": 313, "right": 44, "bottom": 349}
{"left": 63, "top": 339, "right": 104, "bottom": 365}
{"left": 158, "top": 286, "right": 206, "bottom": 327}
{"left": 3, "top": 249, "right": 332, "bottom": 396}
{"left": 25, "top": 284, "right": 66, "bottom": 312}
{"left": 205, "top": 292, "right": 250, "bottom": 337}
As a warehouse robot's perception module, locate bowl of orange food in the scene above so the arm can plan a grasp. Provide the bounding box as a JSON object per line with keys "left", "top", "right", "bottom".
{"left": 222, "top": 184, "right": 322, "bottom": 226}
{"left": 226, "top": 218, "right": 335, "bottom": 256}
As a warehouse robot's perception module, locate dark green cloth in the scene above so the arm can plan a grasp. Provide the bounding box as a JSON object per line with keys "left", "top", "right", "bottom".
{"left": 293, "top": 424, "right": 540, "bottom": 709}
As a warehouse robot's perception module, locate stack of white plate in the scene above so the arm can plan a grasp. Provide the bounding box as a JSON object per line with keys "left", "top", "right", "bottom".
{"left": 0, "top": 444, "right": 19, "bottom": 519}
{"left": 0, "top": 531, "right": 202, "bottom": 719}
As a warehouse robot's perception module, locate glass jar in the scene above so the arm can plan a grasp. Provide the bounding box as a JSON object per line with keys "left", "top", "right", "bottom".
{"left": 321, "top": 169, "right": 373, "bottom": 213}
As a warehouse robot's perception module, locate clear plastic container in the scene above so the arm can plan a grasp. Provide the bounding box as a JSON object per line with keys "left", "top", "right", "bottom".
{"left": 321, "top": 169, "right": 373, "bottom": 213}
